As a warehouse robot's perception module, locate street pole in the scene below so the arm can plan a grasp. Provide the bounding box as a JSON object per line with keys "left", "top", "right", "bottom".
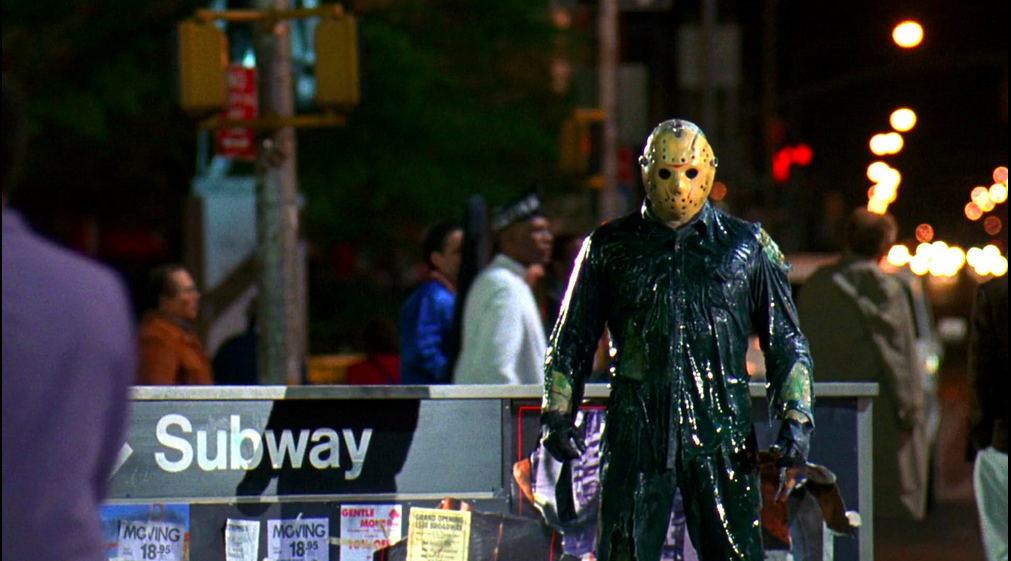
{"left": 255, "top": 0, "right": 303, "bottom": 386}
{"left": 598, "top": 0, "right": 621, "bottom": 222}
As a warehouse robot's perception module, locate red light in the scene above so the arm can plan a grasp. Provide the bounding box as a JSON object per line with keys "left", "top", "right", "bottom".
{"left": 773, "top": 148, "right": 793, "bottom": 183}
{"left": 793, "top": 144, "right": 813, "bottom": 167}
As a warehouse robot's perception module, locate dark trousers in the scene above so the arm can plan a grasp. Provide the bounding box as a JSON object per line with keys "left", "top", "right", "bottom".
{"left": 595, "top": 447, "right": 763, "bottom": 561}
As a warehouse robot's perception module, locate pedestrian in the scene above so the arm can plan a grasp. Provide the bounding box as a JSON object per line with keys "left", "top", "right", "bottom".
{"left": 346, "top": 317, "right": 401, "bottom": 385}
{"left": 399, "top": 222, "right": 463, "bottom": 385}
{"left": 2, "top": 77, "right": 136, "bottom": 561}
{"left": 797, "top": 209, "right": 930, "bottom": 527}
{"left": 454, "top": 191, "right": 553, "bottom": 385}
{"left": 968, "top": 277, "right": 1008, "bottom": 561}
{"left": 138, "top": 264, "right": 213, "bottom": 385}
{"left": 541, "top": 120, "right": 814, "bottom": 561}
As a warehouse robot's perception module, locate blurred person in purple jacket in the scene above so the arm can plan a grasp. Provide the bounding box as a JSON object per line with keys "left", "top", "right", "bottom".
{"left": 2, "top": 78, "right": 136, "bottom": 561}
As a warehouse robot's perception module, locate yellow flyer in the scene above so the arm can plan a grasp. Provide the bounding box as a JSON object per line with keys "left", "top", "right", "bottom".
{"left": 405, "top": 508, "right": 471, "bottom": 561}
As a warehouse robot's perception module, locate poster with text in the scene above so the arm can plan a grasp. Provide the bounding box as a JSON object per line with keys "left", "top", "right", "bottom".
{"left": 225, "top": 519, "right": 260, "bottom": 561}
{"left": 340, "top": 504, "right": 403, "bottom": 560}
{"left": 406, "top": 508, "right": 470, "bottom": 561}
{"left": 100, "top": 504, "right": 189, "bottom": 561}
{"left": 267, "top": 518, "right": 330, "bottom": 561}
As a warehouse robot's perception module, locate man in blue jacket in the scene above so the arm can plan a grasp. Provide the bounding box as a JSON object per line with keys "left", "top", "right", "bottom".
{"left": 400, "top": 222, "right": 463, "bottom": 384}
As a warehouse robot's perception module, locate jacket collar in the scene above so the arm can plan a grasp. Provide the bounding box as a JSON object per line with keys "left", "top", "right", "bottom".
{"left": 490, "top": 253, "right": 529, "bottom": 280}
{"left": 640, "top": 199, "right": 715, "bottom": 243}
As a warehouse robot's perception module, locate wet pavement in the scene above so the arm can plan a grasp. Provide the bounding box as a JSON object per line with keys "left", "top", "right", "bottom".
{"left": 874, "top": 361, "right": 988, "bottom": 561}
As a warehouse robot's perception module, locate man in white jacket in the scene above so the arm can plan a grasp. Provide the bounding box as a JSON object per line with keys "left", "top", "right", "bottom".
{"left": 454, "top": 192, "right": 553, "bottom": 385}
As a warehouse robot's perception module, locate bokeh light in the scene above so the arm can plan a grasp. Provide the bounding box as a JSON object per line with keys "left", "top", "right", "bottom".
{"left": 870, "top": 133, "right": 904, "bottom": 156}
{"left": 915, "top": 224, "right": 934, "bottom": 243}
{"left": 995, "top": 167, "right": 1009, "bottom": 185}
{"left": 870, "top": 135, "right": 889, "bottom": 156}
{"left": 965, "top": 202, "right": 983, "bottom": 221}
{"left": 972, "top": 186, "right": 992, "bottom": 207}
{"left": 885, "top": 133, "right": 904, "bottom": 155}
{"left": 902, "top": 241, "right": 968, "bottom": 277}
{"left": 984, "top": 216, "right": 1003, "bottom": 236}
{"left": 890, "top": 109, "right": 918, "bottom": 132}
{"left": 968, "top": 245, "right": 1009, "bottom": 278}
{"left": 893, "top": 21, "right": 924, "bottom": 49}
{"left": 710, "top": 182, "right": 728, "bottom": 202}
{"left": 990, "top": 183, "right": 1008, "bottom": 204}
{"left": 868, "top": 162, "right": 892, "bottom": 182}
{"left": 793, "top": 144, "right": 813, "bottom": 167}
{"left": 980, "top": 197, "right": 997, "bottom": 213}
{"left": 868, "top": 198, "right": 889, "bottom": 215}
{"left": 872, "top": 183, "right": 898, "bottom": 204}
{"left": 887, "top": 245, "right": 912, "bottom": 267}
{"left": 994, "top": 258, "right": 1010, "bottom": 277}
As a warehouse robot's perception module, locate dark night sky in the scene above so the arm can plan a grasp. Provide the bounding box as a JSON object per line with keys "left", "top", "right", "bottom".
{"left": 777, "top": 0, "right": 1008, "bottom": 248}
{"left": 623, "top": 0, "right": 1007, "bottom": 249}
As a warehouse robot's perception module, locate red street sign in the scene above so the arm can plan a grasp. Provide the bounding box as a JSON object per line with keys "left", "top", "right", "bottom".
{"left": 216, "top": 66, "right": 258, "bottom": 161}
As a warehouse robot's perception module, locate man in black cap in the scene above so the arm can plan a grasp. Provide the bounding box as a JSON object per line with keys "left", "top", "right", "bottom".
{"left": 454, "top": 192, "right": 554, "bottom": 385}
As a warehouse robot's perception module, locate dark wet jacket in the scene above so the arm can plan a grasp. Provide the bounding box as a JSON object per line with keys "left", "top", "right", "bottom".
{"left": 969, "top": 277, "right": 1009, "bottom": 455}
{"left": 544, "top": 202, "right": 814, "bottom": 468}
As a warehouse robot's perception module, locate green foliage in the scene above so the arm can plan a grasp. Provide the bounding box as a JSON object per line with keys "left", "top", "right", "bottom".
{"left": 2, "top": 0, "right": 203, "bottom": 225}
{"left": 300, "top": 0, "right": 575, "bottom": 247}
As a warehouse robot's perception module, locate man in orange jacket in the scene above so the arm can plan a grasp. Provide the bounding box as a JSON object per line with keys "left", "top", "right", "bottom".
{"left": 138, "top": 264, "right": 213, "bottom": 385}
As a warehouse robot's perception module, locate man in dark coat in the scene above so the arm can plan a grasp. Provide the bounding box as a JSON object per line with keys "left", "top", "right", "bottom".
{"left": 969, "top": 277, "right": 1008, "bottom": 561}
{"left": 540, "top": 120, "right": 814, "bottom": 561}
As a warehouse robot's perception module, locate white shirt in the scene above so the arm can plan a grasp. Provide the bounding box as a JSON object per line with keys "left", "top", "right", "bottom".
{"left": 454, "top": 254, "right": 547, "bottom": 385}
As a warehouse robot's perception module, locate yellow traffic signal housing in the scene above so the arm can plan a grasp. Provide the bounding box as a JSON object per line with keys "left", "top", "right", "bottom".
{"left": 178, "top": 21, "right": 228, "bottom": 114}
{"left": 559, "top": 109, "right": 604, "bottom": 179}
{"left": 559, "top": 118, "right": 585, "bottom": 174}
{"left": 315, "top": 15, "right": 361, "bottom": 108}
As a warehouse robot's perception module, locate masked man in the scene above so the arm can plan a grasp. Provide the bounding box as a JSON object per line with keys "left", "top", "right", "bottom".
{"left": 540, "top": 120, "right": 815, "bottom": 561}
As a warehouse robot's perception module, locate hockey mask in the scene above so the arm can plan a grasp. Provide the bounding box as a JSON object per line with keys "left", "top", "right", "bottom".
{"left": 639, "top": 120, "right": 718, "bottom": 226}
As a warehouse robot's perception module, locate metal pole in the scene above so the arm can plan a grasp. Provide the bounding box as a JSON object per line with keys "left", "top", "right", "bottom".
{"left": 255, "top": 0, "right": 303, "bottom": 386}
{"left": 701, "top": 0, "right": 718, "bottom": 135}
{"left": 598, "top": 0, "right": 621, "bottom": 222}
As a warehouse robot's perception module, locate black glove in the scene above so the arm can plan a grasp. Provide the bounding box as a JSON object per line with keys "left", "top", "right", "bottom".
{"left": 540, "top": 412, "right": 587, "bottom": 462}
{"left": 769, "top": 418, "right": 814, "bottom": 469}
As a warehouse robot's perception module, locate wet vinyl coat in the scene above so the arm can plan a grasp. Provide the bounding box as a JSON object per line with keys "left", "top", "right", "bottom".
{"left": 543, "top": 202, "right": 814, "bottom": 561}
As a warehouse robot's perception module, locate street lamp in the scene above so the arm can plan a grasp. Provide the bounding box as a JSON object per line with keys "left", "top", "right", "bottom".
{"left": 890, "top": 108, "right": 918, "bottom": 132}
{"left": 893, "top": 21, "right": 924, "bottom": 49}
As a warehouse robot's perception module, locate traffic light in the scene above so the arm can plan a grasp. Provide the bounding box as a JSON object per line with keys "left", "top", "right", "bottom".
{"left": 178, "top": 21, "right": 228, "bottom": 115}
{"left": 315, "top": 15, "right": 361, "bottom": 108}
{"left": 772, "top": 144, "right": 813, "bottom": 183}
{"left": 559, "top": 109, "right": 604, "bottom": 183}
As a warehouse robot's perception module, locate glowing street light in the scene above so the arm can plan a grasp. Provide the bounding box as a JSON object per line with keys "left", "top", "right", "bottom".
{"left": 990, "top": 183, "right": 1009, "bottom": 204}
{"left": 965, "top": 202, "right": 983, "bottom": 221}
{"left": 891, "top": 109, "right": 918, "bottom": 132}
{"left": 972, "top": 186, "right": 993, "bottom": 208}
{"left": 893, "top": 21, "right": 924, "bottom": 49}
{"left": 887, "top": 245, "right": 912, "bottom": 267}
{"left": 868, "top": 162, "right": 893, "bottom": 182}
{"left": 868, "top": 198, "right": 890, "bottom": 215}
{"left": 870, "top": 133, "right": 904, "bottom": 156}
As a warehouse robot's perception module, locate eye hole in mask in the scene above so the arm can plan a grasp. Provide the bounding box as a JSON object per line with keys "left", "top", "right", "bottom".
{"left": 686, "top": 168, "right": 699, "bottom": 180}
{"left": 659, "top": 169, "right": 672, "bottom": 180}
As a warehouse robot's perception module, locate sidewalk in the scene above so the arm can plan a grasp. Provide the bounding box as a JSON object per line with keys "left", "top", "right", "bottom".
{"left": 874, "top": 363, "right": 987, "bottom": 561}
